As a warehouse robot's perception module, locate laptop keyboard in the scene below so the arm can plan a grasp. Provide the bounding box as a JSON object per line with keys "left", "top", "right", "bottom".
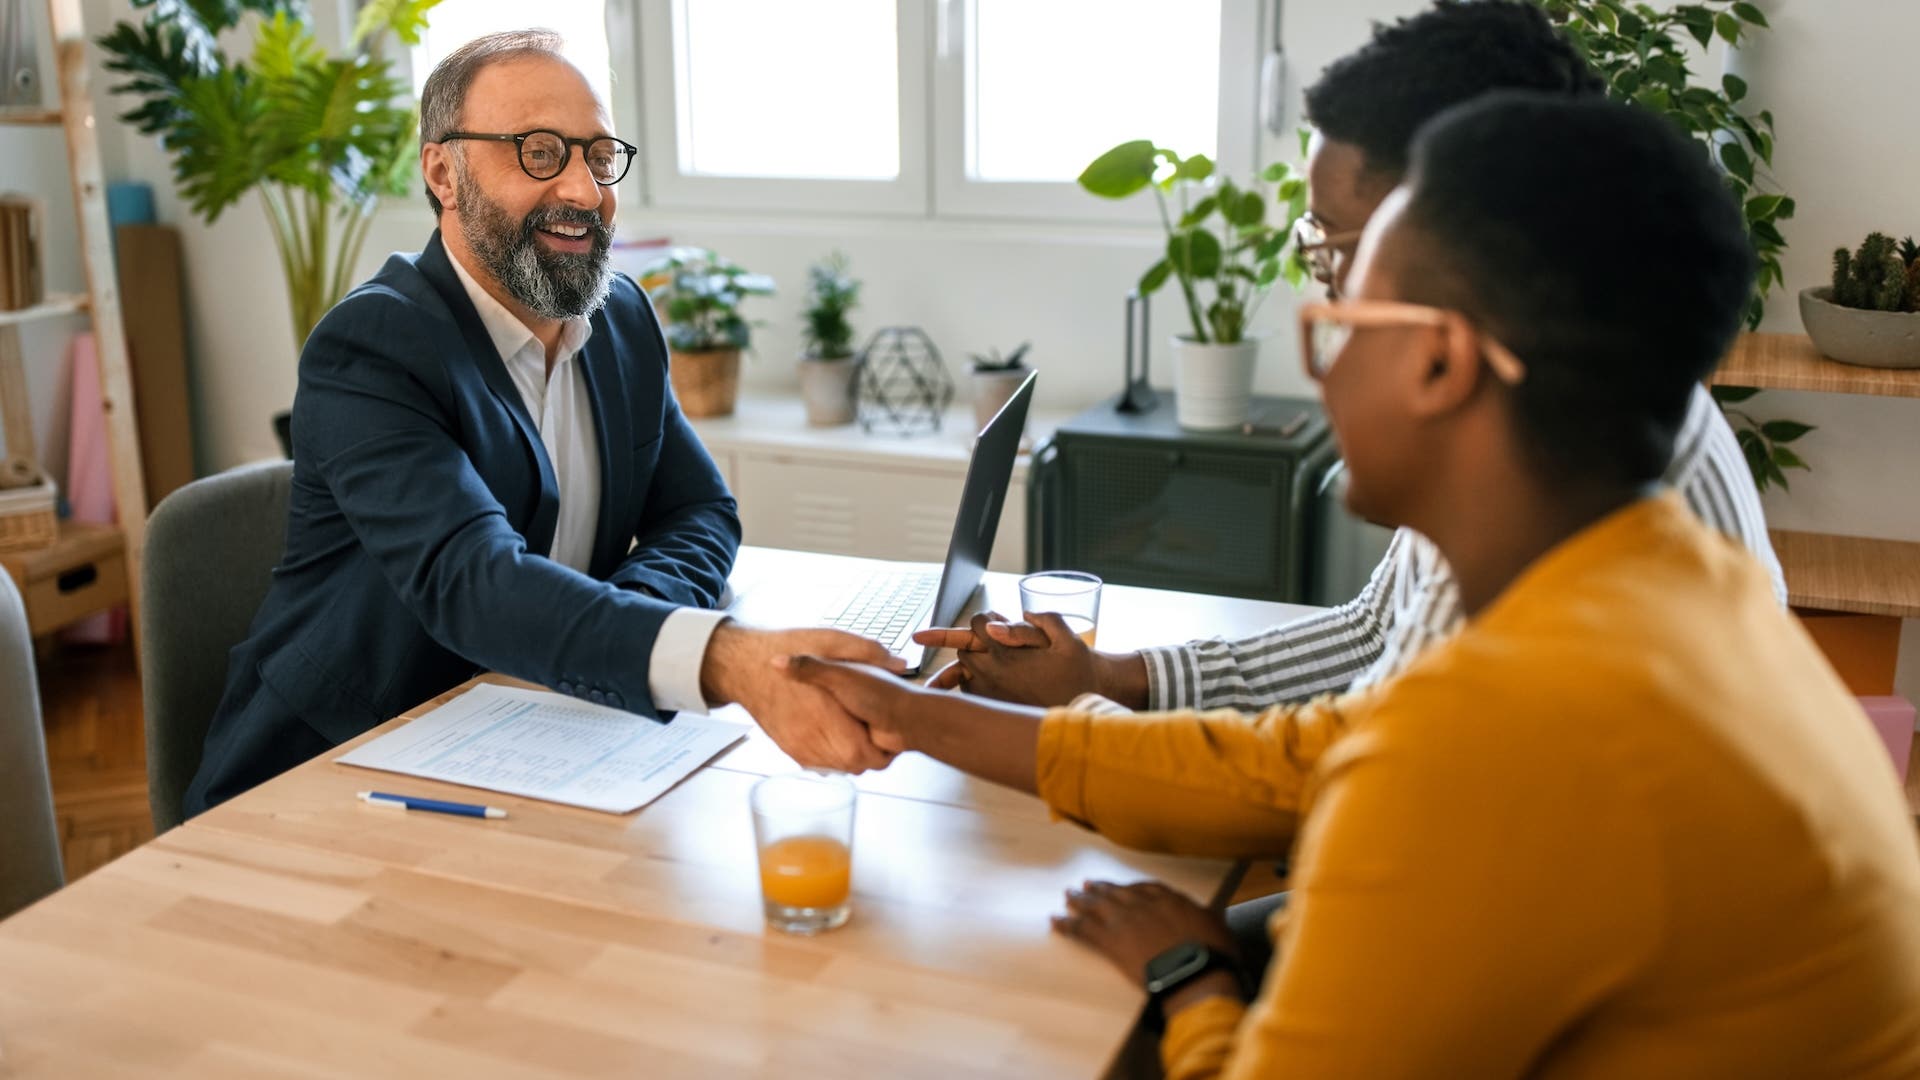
{"left": 825, "top": 569, "right": 942, "bottom": 648}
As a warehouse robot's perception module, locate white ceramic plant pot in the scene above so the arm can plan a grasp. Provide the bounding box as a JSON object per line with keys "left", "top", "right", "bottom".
{"left": 1172, "top": 336, "right": 1260, "bottom": 431}
{"left": 797, "top": 355, "right": 859, "bottom": 425}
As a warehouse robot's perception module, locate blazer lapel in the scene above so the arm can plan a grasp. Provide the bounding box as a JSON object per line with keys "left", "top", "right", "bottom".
{"left": 415, "top": 232, "right": 561, "bottom": 555}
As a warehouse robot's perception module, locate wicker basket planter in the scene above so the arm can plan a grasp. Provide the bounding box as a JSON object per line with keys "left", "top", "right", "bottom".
{"left": 669, "top": 347, "right": 741, "bottom": 418}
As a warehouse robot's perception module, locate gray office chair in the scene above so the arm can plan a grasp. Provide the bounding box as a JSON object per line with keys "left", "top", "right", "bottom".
{"left": 141, "top": 461, "right": 292, "bottom": 833}
{"left": 0, "top": 571, "right": 63, "bottom": 919}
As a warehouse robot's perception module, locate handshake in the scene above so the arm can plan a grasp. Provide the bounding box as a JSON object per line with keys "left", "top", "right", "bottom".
{"left": 698, "top": 612, "right": 1151, "bottom": 773}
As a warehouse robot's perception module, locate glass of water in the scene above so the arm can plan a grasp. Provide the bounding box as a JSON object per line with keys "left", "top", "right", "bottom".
{"left": 1017, "top": 570, "right": 1103, "bottom": 647}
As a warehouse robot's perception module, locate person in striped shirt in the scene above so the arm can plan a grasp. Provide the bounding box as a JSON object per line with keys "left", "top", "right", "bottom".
{"left": 915, "top": 0, "right": 1785, "bottom": 715}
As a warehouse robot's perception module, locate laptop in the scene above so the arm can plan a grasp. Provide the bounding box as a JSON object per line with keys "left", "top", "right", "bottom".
{"left": 821, "top": 370, "right": 1036, "bottom": 674}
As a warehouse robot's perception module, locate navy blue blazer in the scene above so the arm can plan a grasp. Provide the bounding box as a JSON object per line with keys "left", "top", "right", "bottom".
{"left": 184, "top": 232, "right": 740, "bottom": 816}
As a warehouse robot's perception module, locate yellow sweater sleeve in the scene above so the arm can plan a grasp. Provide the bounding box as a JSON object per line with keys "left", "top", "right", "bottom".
{"left": 1035, "top": 693, "right": 1365, "bottom": 857}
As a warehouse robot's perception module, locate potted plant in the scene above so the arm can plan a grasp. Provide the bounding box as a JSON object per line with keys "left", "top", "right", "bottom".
{"left": 637, "top": 247, "right": 774, "bottom": 419}
{"left": 797, "top": 252, "right": 861, "bottom": 425}
{"left": 967, "top": 343, "right": 1031, "bottom": 435}
{"left": 1799, "top": 233, "right": 1920, "bottom": 369}
{"left": 1078, "top": 142, "right": 1306, "bottom": 430}
{"left": 98, "top": 0, "right": 443, "bottom": 456}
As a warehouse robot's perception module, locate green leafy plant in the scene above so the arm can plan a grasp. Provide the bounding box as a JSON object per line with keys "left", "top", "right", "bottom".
{"left": 637, "top": 247, "right": 775, "bottom": 353}
{"left": 1830, "top": 232, "right": 1919, "bottom": 312}
{"left": 98, "top": 0, "right": 442, "bottom": 351}
{"left": 1539, "top": 0, "right": 1810, "bottom": 492}
{"left": 1710, "top": 385, "right": 1813, "bottom": 492}
{"left": 969, "top": 343, "right": 1030, "bottom": 372}
{"left": 1538, "top": 0, "right": 1788, "bottom": 330}
{"left": 1078, "top": 142, "right": 1308, "bottom": 344}
{"left": 801, "top": 252, "right": 861, "bottom": 360}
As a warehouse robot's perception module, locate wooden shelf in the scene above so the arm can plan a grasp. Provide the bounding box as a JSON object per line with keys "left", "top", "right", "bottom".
{"left": 1712, "top": 332, "right": 1920, "bottom": 399}
{"left": 1773, "top": 529, "right": 1920, "bottom": 619}
{"left": 0, "top": 108, "right": 63, "bottom": 126}
{"left": 0, "top": 293, "right": 88, "bottom": 328}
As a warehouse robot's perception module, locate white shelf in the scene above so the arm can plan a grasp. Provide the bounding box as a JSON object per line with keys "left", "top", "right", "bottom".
{"left": 0, "top": 293, "right": 88, "bottom": 328}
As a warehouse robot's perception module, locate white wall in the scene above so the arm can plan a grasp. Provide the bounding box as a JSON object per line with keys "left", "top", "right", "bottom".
{"left": 5, "top": 0, "right": 1915, "bottom": 693}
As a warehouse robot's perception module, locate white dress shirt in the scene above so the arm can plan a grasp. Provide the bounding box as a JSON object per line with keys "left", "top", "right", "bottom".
{"left": 448, "top": 251, "right": 724, "bottom": 713}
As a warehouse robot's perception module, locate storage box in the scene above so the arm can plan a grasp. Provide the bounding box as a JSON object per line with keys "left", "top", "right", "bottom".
{"left": 0, "top": 520, "right": 128, "bottom": 636}
{"left": 0, "top": 473, "right": 56, "bottom": 551}
{"left": 1858, "top": 696, "right": 1915, "bottom": 783}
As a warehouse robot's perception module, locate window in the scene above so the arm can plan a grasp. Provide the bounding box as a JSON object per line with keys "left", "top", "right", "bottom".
{"left": 965, "top": 1, "right": 1222, "bottom": 183}
{"left": 669, "top": 0, "right": 900, "bottom": 180}
{"left": 934, "top": 0, "right": 1249, "bottom": 220}
{"left": 415, "top": 0, "right": 1261, "bottom": 221}
{"left": 638, "top": 0, "right": 931, "bottom": 214}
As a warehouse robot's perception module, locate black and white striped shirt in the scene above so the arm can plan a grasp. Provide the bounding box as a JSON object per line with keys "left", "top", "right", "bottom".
{"left": 1140, "top": 383, "right": 1788, "bottom": 711}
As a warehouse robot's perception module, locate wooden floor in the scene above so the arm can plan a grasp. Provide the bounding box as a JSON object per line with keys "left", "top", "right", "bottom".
{"left": 37, "top": 639, "right": 152, "bottom": 882}
{"left": 31, "top": 639, "right": 1920, "bottom": 890}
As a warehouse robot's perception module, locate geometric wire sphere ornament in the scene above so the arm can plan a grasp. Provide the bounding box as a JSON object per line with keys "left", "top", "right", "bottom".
{"left": 855, "top": 326, "right": 954, "bottom": 436}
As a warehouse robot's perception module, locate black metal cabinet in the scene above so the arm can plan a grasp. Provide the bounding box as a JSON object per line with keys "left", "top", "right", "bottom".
{"left": 1028, "top": 394, "right": 1342, "bottom": 603}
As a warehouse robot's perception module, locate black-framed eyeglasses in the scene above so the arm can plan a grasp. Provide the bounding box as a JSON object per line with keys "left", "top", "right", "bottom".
{"left": 439, "top": 129, "right": 638, "bottom": 186}
{"left": 1291, "top": 211, "right": 1366, "bottom": 286}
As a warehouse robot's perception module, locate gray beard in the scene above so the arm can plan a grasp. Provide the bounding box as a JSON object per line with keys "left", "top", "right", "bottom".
{"left": 456, "top": 168, "right": 614, "bottom": 321}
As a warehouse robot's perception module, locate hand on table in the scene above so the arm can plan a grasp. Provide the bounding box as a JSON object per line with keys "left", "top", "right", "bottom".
{"left": 700, "top": 622, "right": 906, "bottom": 772}
{"left": 1053, "top": 880, "right": 1244, "bottom": 1014}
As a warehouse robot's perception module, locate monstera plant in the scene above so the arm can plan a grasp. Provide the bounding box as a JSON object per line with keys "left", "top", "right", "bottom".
{"left": 98, "top": 0, "right": 442, "bottom": 352}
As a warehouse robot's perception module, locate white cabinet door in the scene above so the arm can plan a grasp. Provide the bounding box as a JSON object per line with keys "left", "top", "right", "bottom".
{"left": 733, "top": 453, "right": 1027, "bottom": 573}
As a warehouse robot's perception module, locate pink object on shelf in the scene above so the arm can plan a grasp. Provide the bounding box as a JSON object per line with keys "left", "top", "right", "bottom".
{"left": 1858, "top": 696, "right": 1915, "bottom": 782}
{"left": 62, "top": 330, "right": 127, "bottom": 645}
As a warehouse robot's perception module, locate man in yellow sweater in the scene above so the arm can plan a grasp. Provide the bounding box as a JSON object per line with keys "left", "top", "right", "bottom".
{"left": 777, "top": 94, "right": 1920, "bottom": 1076}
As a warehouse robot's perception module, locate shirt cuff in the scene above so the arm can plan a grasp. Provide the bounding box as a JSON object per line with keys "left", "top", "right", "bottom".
{"left": 1067, "top": 692, "right": 1135, "bottom": 716}
{"left": 1138, "top": 643, "right": 1201, "bottom": 712}
{"left": 647, "top": 607, "right": 730, "bottom": 713}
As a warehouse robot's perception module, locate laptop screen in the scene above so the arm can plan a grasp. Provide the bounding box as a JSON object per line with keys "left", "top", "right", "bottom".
{"left": 927, "top": 370, "right": 1037, "bottom": 630}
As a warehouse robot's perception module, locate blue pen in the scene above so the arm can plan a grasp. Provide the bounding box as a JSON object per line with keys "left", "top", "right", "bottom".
{"left": 357, "top": 790, "right": 508, "bottom": 819}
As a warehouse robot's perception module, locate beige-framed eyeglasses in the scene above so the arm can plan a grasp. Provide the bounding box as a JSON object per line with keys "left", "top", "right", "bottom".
{"left": 1291, "top": 212, "right": 1366, "bottom": 285}
{"left": 1297, "top": 300, "right": 1528, "bottom": 385}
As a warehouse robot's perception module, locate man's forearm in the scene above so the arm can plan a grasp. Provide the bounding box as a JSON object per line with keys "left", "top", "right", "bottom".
{"left": 903, "top": 693, "right": 1045, "bottom": 795}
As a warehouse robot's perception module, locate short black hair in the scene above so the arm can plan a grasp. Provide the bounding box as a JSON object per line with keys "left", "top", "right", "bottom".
{"left": 1304, "top": 1, "right": 1603, "bottom": 178}
{"left": 1395, "top": 92, "right": 1753, "bottom": 488}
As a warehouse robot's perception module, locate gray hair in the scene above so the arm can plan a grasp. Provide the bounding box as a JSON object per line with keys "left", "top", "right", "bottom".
{"left": 418, "top": 29, "right": 568, "bottom": 215}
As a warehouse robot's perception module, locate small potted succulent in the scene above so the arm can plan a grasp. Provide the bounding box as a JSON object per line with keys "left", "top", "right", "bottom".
{"left": 1800, "top": 233, "right": 1920, "bottom": 369}
{"left": 638, "top": 247, "right": 775, "bottom": 418}
{"left": 797, "top": 252, "right": 861, "bottom": 425}
{"left": 967, "top": 342, "right": 1031, "bottom": 434}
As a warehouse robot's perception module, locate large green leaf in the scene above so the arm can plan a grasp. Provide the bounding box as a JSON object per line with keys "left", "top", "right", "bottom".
{"left": 1139, "top": 259, "right": 1172, "bottom": 295}
{"left": 1078, "top": 140, "right": 1159, "bottom": 199}
{"left": 354, "top": 0, "right": 443, "bottom": 48}
{"left": 1223, "top": 190, "right": 1266, "bottom": 227}
{"left": 165, "top": 68, "right": 274, "bottom": 221}
{"left": 1167, "top": 229, "right": 1223, "bottom": 279}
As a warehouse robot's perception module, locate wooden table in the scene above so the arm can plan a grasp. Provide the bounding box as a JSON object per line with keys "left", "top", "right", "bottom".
{"left": 0, "top": 547, "right": 1316, "bottom": 1078}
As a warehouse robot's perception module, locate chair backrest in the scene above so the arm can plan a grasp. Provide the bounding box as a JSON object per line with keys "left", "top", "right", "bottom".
{"left": 0, "top": 571, "right": 63, "bottom": 918}
{"left": 141, "top": 461, "right": 293, "bottom": 833}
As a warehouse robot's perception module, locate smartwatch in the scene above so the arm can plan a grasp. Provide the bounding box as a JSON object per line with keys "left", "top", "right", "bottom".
{"left": 1143, "top": 941, "right": 1240, "bottom": 1020}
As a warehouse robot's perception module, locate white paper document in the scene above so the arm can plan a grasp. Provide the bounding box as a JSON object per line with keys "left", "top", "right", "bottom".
{"left": 337, "top": 683, "right": 749, "bottom": 813}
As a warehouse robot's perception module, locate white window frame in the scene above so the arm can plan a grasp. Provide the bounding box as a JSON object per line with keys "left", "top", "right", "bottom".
{"left": 928, "top": 0, "right": 1263, "bottom": 223}
{"left": 635, "top": 0, "right": 932, "bottom": 216}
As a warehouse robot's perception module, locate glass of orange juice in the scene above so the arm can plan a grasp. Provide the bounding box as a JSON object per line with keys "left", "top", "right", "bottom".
{"left": 1018, "top": 571, "right": 1103, "bottom": 647}
{"left": 750, "top": 771, "right": 856, "bottom": 934}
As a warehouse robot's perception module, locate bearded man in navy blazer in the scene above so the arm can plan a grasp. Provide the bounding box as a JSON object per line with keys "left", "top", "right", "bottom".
{"left": 185, "top": 30, "right": 900, "bottom": 816}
